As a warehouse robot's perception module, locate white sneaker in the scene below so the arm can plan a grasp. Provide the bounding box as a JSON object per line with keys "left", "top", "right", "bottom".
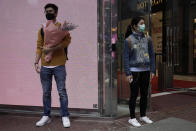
{"left": 36, "top": 116, "right": 51, "bottom": 127}
{"left": 128, "top": 118, "right": 141, "bottom": 127}
{"left": 140, "top": 116, "right": 153, "bottom": 124}
{"left": 62, "top": 117, "right": 70, "bottom": 128}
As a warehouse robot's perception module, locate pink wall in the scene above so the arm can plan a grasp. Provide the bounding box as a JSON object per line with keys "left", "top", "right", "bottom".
{"left": 0, "top": 0, "right": 98, "bottom": 109}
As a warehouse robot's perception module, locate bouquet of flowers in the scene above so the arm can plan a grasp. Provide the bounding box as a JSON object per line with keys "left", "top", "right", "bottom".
{"left": 43, "top": 20, "right": 77, "bottom": 62}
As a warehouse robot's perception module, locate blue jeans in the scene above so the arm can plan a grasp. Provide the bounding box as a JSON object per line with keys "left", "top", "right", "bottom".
{"left": 40, "top": 65, "right": 69, "bottom": 117}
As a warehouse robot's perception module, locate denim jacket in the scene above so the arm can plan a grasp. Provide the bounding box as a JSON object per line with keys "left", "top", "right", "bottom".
{"left": 123, "top": 32, "right": 155, "bottom": 76}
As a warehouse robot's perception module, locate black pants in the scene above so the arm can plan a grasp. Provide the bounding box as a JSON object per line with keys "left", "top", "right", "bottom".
{"left": 129, "top": 71, "right": 150, "bottom": 119}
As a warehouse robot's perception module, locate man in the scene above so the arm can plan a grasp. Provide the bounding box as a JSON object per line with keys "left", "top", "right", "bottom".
{"left": 34, "top": 3, "right": 71, "bottom": 128}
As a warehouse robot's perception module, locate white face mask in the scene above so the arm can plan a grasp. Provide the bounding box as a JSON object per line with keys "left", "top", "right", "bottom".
{"left": 139, "top": 24, "right": 145, "bottom": 32}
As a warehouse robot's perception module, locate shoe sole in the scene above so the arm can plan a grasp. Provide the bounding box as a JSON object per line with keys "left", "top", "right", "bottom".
{"left": 63, "top": 123, "right": 71, "bottom": 128}
{"left": 63, "top": 126, "right": 70, "bottom": 128}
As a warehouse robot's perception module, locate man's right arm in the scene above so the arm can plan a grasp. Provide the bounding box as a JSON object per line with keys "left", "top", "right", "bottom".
{"left": 34, "top": 28, "right": 43, "bottom": 73}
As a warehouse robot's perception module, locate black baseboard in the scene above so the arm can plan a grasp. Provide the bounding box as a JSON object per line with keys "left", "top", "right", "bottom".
{"left": 0, "top": 104, "right": 100, "bottom": 118}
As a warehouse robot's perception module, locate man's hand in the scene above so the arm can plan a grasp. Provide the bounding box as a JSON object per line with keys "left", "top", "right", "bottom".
{"left": 34, "top": 63, "right": 41, "bottom": 73}
{"left": 150, "top": 73, "right": 155, "bottom": 81}
{"left": 126, "top": 75, "right": 133, "bottom": 83}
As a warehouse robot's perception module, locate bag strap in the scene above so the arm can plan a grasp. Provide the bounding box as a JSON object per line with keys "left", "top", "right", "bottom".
{"left": 145, "top": 32, "right": 151, "bottom": 54}
{"left": 64, "top": 48, "right": 68, "bottom": 60}
{"left": 145, "top": 32, "right": 150, "bottom": 43}
{"left": 40, "top": 28, "right": 44, "bottom": 39}
{"left": 127, "top": 37, "right": 132, "bottom": 49}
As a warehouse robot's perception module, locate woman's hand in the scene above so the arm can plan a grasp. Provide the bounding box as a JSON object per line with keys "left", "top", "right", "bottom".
{"left": 126, "top": 75, "right": 133, "bottom": 83}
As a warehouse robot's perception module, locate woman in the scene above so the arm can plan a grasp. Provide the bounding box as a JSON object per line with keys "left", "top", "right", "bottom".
{"left": 123, "top": 16, "right": 155, "bottom": 127}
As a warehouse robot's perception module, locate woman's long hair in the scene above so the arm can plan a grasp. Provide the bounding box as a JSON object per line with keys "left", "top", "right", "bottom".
{"left": 125, "top": 16, "right": 144, "bottom": 39}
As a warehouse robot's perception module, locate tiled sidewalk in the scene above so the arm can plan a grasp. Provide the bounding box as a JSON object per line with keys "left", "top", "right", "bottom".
{"left": 0, "top": 92, "right": 195, "bottom": 131}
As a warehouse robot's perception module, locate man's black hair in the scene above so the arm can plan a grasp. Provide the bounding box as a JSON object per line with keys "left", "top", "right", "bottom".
{"left": 44, "top": 3, "right": 58, "bottom": 13}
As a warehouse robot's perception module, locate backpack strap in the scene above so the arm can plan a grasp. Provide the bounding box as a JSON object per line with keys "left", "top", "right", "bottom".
{"left": 40, "top": 23, "right": 46, "bottom": 40}
{"left": 40, "top": 28, "right": 44, "bottom": 39}
{"left": 64, "top": 48, "right": 68, "bottom": 60}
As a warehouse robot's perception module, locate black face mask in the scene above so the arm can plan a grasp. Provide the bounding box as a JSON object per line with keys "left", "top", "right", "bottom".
{"left": 46, "top": 13, "right": 55, "bottom": 20}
